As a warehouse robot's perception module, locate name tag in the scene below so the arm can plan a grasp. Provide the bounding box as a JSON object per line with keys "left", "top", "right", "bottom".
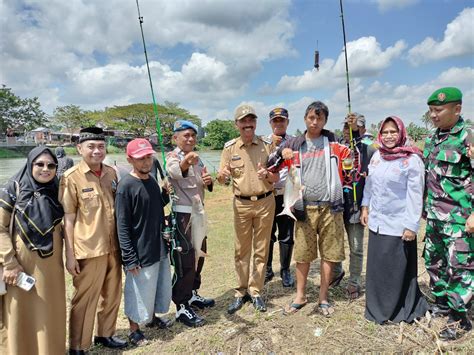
{"left": 82, "top": 187, "right": 94, "bottom": 193}
{"left": 232, "top": 155, "right": 241, "bottom": 161}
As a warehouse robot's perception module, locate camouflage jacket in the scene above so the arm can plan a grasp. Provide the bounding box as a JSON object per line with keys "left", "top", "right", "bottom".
{"left": 423, "top": 117, "right": 473, "bottom": 224}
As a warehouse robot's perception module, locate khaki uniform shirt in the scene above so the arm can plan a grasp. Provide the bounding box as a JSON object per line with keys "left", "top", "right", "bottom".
{"left": 219, "top": 135, "right": 274, "bottom": 196}
{"left": 166, "top": 147, "right": 209, "bottom": 207}
{"left": 59, "top": 160, "right": 118, "bottom": 259}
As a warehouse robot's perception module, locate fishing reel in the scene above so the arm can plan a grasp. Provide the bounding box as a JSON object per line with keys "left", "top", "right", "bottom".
{"left": 162, "top": 225, "right": 182, "bottom": 252}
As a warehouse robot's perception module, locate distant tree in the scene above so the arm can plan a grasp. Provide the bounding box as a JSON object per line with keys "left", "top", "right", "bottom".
{"left": 0, "top": 85, "right": 47, "bottom": 134}
{"left": 202, "top": 119, "right": 239, "bottom": 149}
{"left": 406, "top": 122, "right": 429, "bottom": 142}
{"left": 421, "top": 110, "right": 433, "bottom": 129}
{"left": 51, "top": 105, "right": 95, "bottom": 142}
{"left": 294, "top": 128, "right": 303, "bottom": 136}
{"left": 368, "top": 122, "right": 381, "bottom": 137}
{"left": 334, "top": 128, "right": 342, "bottom": 140}
{"left": 102, "top": 102, "right": 201, "bottom": 148}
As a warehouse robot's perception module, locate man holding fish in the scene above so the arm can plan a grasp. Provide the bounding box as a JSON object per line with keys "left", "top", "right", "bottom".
{"left": 265, "top": 107, "right": 296, "bottom": 288}
{"left": 166, "top": 120, "right": 215, "bottom": 327}
{"left": 268, "top": 101, "right": 350, "bottom": 317}
{"left": 217, "top": 104, "right": 279, "bottom": 314}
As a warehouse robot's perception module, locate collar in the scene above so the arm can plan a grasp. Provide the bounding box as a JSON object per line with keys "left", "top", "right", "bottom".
{"left": 435, "top": 117, "right": 465, "bottom": 142}
{"left": 237, "top": 135, "right": 258, "bottom": 148}
{"left": 78, "top": 159, "right": 106, "bottom": 177}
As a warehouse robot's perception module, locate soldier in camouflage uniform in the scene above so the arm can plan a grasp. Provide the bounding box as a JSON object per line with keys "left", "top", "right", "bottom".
{"left": 423, "top": 87, "right": 473, "bottom": 340}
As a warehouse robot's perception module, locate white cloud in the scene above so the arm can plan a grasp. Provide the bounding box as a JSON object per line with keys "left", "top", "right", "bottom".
{"left": 408, "top": 8, "right": 474, "bottom": 65}
{"left": 373, "top": 0, "right": 420, "bottom": 12}
{"left": 0, "top": 0, "right": 295, "bottom": 114}
{"left": 271, "top": 37, "right": 405, "bottom": 94}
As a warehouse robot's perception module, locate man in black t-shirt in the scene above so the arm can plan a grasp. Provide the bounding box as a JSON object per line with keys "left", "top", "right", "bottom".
{"left": 115, "top": 139, "right": 172, "bottom": 346}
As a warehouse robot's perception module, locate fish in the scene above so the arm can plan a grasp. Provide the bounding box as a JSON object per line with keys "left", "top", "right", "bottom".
{"left": 277, "top": 165, "right": 303, "bottom": 221}
{"left": 190, "top": 194, "right": 209, "bottom": 268}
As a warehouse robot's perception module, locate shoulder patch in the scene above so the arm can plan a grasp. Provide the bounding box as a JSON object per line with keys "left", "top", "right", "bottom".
{"left": 259, "top": 135, "right": 272, "bottom": 144}
{"left": 63, "top": 165, "right": 79, "bottom": 177}
{"left": 224, "top": 139, "right": 237, "bottom": 149}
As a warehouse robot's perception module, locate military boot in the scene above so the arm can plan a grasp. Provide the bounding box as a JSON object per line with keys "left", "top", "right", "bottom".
{"left": 264, "top": 241, "right": 275, "bottom": 283}
{"left": 439, "top": 310, "right": 472, "bottom": 341}
{"left": 279, "top": 243, "right": 295, "bottom": 287}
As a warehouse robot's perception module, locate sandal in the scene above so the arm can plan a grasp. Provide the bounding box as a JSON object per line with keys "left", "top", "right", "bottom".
{"left": 318, "top": 302, "right": 334, "bottom": 317}
{"left": 346, "top": 285, "right": 361, "bottom": 301}
{"left": 329, "top": 270, "right": 345, "bottom": 288}
{"left": 129, "top": 329, "right": 148, "bottom": 347}
{"left": 284, "top": 300, "right": 308, "bottom": 315}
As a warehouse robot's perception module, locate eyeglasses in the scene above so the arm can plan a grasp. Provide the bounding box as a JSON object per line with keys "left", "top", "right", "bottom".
{"left": 381, "top": 130, "right": 399, "bottom": 137}
{"left": 33, "top": 162, "right": 58, "bottom": 170}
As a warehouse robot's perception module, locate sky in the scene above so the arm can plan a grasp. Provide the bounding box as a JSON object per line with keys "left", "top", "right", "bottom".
{"left": 1, "top": 0, "right": 473, "bottom": 135}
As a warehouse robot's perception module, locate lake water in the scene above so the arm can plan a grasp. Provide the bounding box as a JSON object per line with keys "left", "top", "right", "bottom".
{"left": 0, "top": 151, "right": 222, "bottom": 185}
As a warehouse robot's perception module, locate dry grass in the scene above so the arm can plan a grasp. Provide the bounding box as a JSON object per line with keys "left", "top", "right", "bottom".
{"left": 68, "top": 184, "right": 473, "bottom": 354}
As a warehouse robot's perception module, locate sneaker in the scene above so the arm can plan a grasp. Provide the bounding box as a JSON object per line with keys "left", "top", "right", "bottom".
{"left": 189, "top": 290, "right": 215, "bottom": 309}
{"left": 176, "top": 304, "right": 205, "bottom": 327}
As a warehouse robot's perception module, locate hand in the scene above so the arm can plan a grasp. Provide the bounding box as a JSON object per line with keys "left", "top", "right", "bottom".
{"left": 66, "top": 254, "right": 81, "bottom": 276}
{"left": 360, "top": 206, "right": 368, "bottom": 226}
{"left": 217, "top": 163, "right": 231, "bottom": 184}
{"left": 467, "top": 144, "right": 474, "bottom": 159}
{"left": 201, "top": 166, "right": 213, "bottom": 186}
{"left": 271, "top": 134, "right": 283, "bottom": 146}
{"left": 282, "top": 148, "right": 294, "bottom": 160}
{"left": 345, "top": 113, "right": 359, "bottom": 131}
{"left": 184, "top": 152, "right": 199, "bottom": 166}
{"left": 466, "top": 214, "right": 474, "bottom": 233}
{"left": 161, "top": 179, "right": 171, "bottom": 193}
{"left": 401, "top": 228, "right": 416, "bottom": 241}
{"left": 257, "top": 162, "right": 268, "bottom": 180}
{"left": 128, "top": 266, "right": 141, "bottom": 276}
{"left": 3, "top": 264, "right": 24, "bottom": 285}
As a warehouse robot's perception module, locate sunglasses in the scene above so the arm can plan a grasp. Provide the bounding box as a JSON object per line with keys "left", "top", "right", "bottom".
{"left": 33, "top": 162, "right": 58, "bottom": 170}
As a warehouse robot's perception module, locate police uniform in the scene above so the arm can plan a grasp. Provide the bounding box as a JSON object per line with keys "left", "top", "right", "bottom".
{"left": 59, "top": 129, "right": 123, "bottom": 351}
{"left": 423, "top": 88, "right": 473, "bottom": 335}
{"left": 219, "top": 134, "right": 276, "bottom": 298}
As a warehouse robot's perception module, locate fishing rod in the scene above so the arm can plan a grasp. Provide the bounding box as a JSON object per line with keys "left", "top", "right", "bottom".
{"left": 135, "top": 0, "right": 183, "bottom": 279}
{"left": 339, "top": 0, "right": 359, "bottom": 215}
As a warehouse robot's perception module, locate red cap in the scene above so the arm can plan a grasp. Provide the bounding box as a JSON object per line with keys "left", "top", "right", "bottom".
{"left": 126, "top": 138, "right": 155, "bottom": 159}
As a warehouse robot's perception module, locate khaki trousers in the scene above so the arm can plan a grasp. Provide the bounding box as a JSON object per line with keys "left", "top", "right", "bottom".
{"left": 233, "top": 195, "right": 275, "bottom": 297}
{"left": 69, "top": 252, "right": 122, "bottom": 350}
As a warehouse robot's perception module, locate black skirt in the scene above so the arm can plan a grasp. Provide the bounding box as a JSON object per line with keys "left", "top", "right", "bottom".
{"left": 365, "top": 229, "right": 429, "bottom": 324}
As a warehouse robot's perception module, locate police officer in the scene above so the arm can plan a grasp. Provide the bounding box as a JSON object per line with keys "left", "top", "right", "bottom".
{"left": 423, "top": 87, "right": 473, "bottom": 340}
{"left": 265, "top": 107, "right": 295, "bottom": 287}
{"left": 166, "top": 120, "right": 215, "bottom": 327}
{"left": 217, "top": 104, "right": 278, "bottom": 313}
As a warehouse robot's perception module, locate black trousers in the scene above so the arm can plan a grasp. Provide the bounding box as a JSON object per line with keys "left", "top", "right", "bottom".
{"left": 172, "top": 212, "right": 207, "bottom": 306}
{"left": 270, "top": 194, "right": 294, "bottom": 244}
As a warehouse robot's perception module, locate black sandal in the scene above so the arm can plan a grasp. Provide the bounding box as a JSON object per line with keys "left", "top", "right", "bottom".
{"left": 128, "top": 329, "right": 148, "bottom": 347}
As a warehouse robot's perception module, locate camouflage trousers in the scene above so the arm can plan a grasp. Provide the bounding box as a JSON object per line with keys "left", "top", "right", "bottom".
{"left": 424, "top": 219, "right": 473, "bottom": 313}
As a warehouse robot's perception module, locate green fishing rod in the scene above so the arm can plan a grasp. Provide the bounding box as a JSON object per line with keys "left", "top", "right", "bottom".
{"left": 339, "top": 0, "right": 359, "bottom": 215}
{"left": 135, "top": 0, "right": 167, "bottom": 170}
{"left": 135, "top": 0, "right": 183, "bottom": 279}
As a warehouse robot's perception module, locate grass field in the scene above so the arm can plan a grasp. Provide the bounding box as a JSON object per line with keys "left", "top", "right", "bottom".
{"left": 74, "top": 183, "right": 473, "bottom": 354}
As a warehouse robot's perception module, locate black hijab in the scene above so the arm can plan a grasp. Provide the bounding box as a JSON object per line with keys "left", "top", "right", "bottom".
{"left": 0, "top": 146, "right": 64, "bottom": 258}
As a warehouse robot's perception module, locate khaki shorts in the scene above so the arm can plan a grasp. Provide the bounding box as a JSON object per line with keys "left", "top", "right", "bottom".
{"left": 293, "top": 206, "right": 345, "bottom": 263}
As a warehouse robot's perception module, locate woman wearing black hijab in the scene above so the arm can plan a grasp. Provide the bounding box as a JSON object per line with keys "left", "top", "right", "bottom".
{"left": 0, "top": 146, "right": 66, "bottom": 354}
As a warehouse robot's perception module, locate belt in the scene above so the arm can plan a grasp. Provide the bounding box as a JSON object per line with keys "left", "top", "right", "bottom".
{"left": 172, "top": 205, "right": 193, "bottom": 213}
{"left": 235, "top": 191, "right": 273, "bottom": 201}
{"left": 274, "top": 188, "right": 285, "bottom": 196}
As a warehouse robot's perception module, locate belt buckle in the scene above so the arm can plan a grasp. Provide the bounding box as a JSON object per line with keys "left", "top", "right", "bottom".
{"left": 250, "top": 195, "right": 258, "bottom": 201}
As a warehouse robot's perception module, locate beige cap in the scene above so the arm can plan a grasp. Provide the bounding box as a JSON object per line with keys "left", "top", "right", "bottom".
{"left": 234, "top": 104, "right": 257, "bottom": 121}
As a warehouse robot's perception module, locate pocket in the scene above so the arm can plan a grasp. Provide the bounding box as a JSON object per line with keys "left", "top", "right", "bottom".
{"left": 386, "top": 174, "right": 406, "bottom": 190}
{"left": 434, "top": 149, "right": 466, "bottom": 178}
{"left": 80, "top": 191, "right": 100, "bottom": 211}
{"left": 230, "top": 159, "right": 245, "bottom": 178}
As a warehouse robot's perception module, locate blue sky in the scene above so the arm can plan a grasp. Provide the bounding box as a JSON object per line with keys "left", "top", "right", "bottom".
{"left": 1, "top": 0, "right": 473, "bottom": 135}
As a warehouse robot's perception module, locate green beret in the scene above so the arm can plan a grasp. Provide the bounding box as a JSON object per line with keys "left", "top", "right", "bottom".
{"left": 427, "top": 87, "right": 462, "bottom": 106}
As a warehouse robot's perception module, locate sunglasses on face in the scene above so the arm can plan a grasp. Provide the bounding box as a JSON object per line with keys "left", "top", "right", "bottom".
{"left": 33, "top": 162, "right": 58, "bottom": 170}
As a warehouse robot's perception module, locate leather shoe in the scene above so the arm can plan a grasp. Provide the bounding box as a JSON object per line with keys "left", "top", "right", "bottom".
{"left": 439, "top": 312, "right": 472, "bottom": 341}
{"left": 93, "top": 336, "right": 128, "bottom": 349}
{"left": 227, "top": 294, "right": 251, "bottom": 314}
{"left": 69, "top": 350, "right": 86, "bottom": 355}
{"left": 145, "top": 315, "right": 173, "bottom": 329}
{"left": 264, "top": 267, "right": 274, "bottom": 284}
{"left": 252, "top": 296, "right": 267, "bottom": 312}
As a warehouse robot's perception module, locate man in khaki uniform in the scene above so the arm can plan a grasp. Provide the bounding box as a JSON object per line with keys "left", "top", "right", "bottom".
{"left": 217, "top": 104, "right": 278, "bottom": 314}
{"left": 60, "top": 127, "right": 127, "bottom": 354}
